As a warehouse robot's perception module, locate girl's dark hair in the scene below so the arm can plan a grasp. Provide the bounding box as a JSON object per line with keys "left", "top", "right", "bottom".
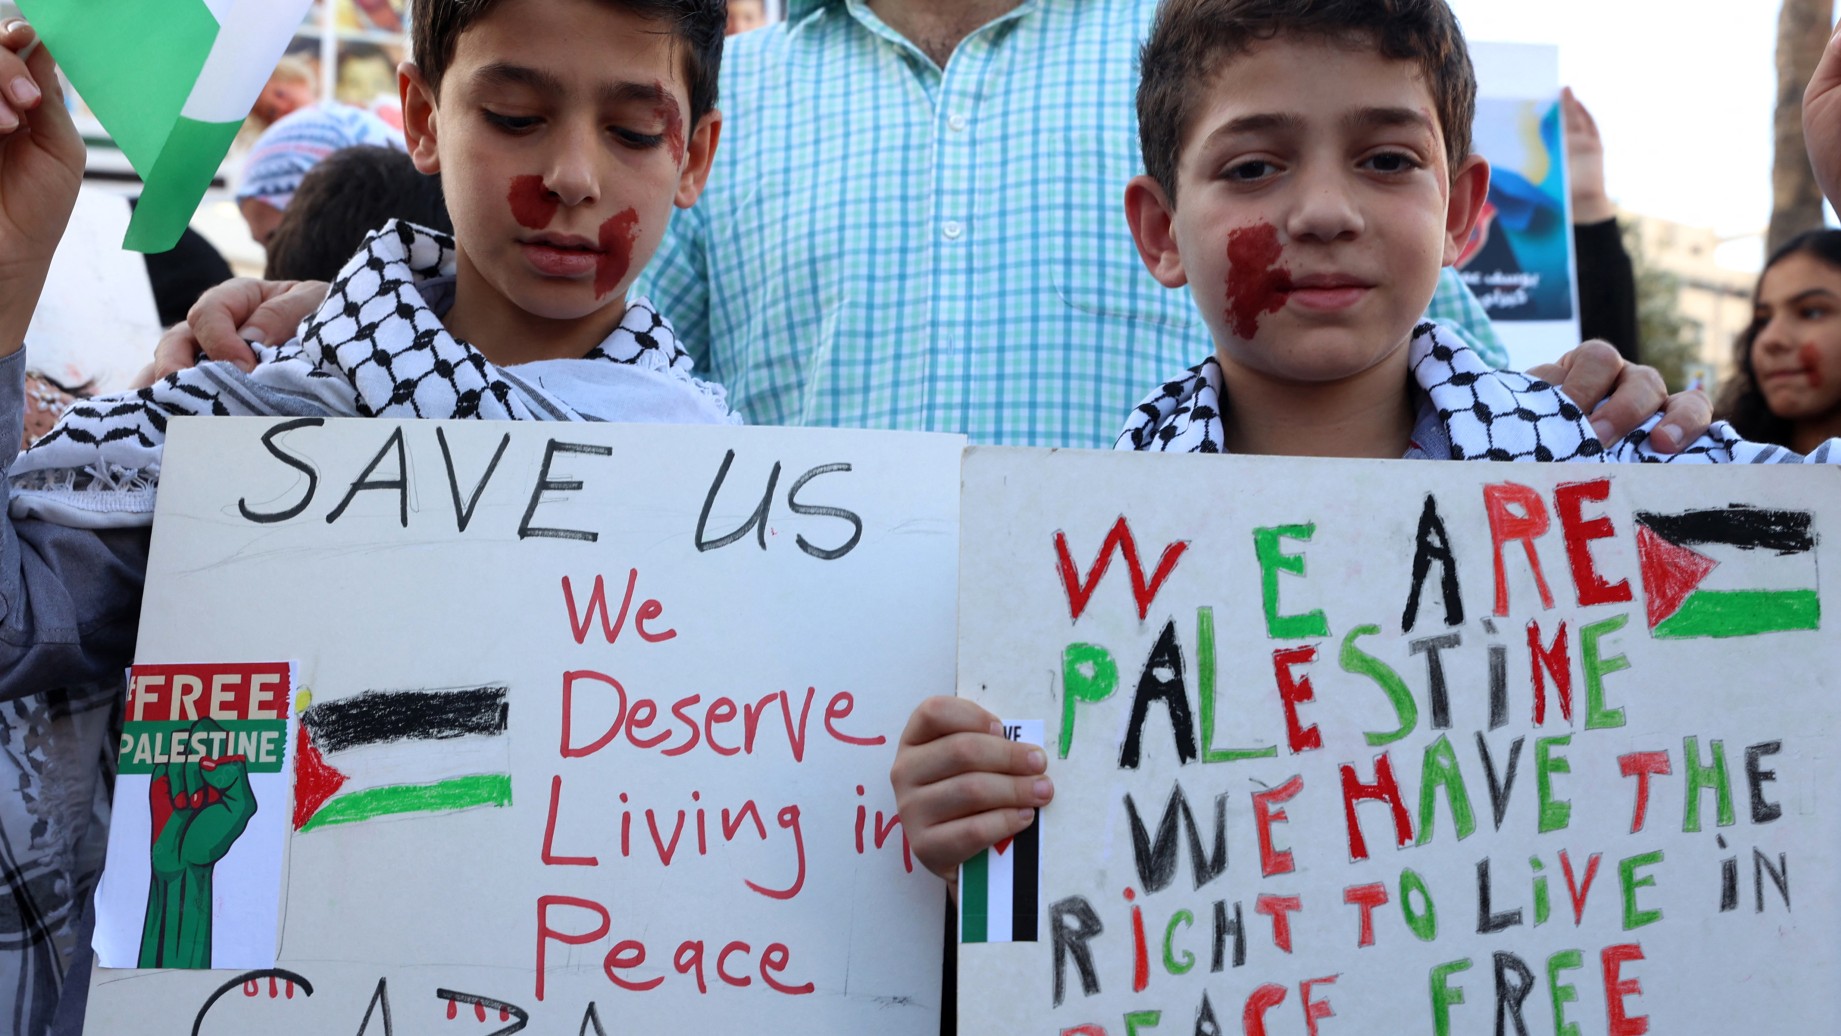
{"left": 1715, "top": 228, "right": 1841, "bottom": 446}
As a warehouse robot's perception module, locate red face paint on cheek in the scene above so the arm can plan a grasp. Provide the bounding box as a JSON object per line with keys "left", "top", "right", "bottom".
{"left": 1799, "top": 342, "right": 1824, "bottom": 387}
{"left": 1223, "top": 222, "right": 1290, "bottom": 340}
{"left": 595, "top": 208, "right": 641, "bottom": 299}
{"left": 507, "top": 175, "right": 558, "bottom": 229}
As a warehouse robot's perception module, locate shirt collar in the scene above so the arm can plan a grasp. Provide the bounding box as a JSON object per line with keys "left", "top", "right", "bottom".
{"left": 789, "top": 0, "right": 1041, "bottom": 42}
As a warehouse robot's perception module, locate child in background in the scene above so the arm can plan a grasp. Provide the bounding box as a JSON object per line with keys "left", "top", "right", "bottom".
{"left": 235, "top": 101, "right": 405, "bottom": 247}
{"left": 1715, "top": 229, "right": 1841, "bottom": 454}
{"left": 0, "top": 1, "right": 729, "bottom": 1029}
{"left": 264, "top": 144, "right": 451, "bottom": 281}
{"left": 891, "top": 0, "right": 1839, "bottom": 887}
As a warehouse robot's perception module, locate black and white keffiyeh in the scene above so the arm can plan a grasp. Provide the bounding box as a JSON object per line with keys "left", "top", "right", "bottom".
{"left": 9, "top": 220, "right": 735, "bottom": 528}
{"left": 1118, "top": 322, "right": 1836, "bottom": 465}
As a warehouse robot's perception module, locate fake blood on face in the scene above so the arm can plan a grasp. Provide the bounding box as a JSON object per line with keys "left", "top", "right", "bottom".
{"left": 654, "top": 85, "right": 685, "bottom": 165}
{"left": 1799, "top": 342, "right": 1825, "bottom": 387}
{"left": 595, "top": 208, "right": 642, "bottom": 298}
{"left": 508, "top": 175, "right": 558, "bottom": 230}
{"left": 1224, "top": 222, "right": 1291, "bottom": 340}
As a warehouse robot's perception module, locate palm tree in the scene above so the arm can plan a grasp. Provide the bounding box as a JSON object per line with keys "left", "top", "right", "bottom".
{"left": 1770, "top": 0, "right": 1836, "bottom": 254}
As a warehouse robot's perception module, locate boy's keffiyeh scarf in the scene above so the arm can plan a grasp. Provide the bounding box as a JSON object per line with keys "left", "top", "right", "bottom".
{"left": 9, "top": 220, "right": 728, "bottom": 528}
{"left": 1118, "top": 323, "right": 1607, "bottom": 460}
{"left": 1117, "top": 321, "right": 1831, "bottom": 464}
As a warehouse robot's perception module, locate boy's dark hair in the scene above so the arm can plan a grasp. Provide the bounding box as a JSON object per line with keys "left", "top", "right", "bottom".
{"left": 264, "top": 146, "right": 452, "bottom": 282}
{"left": 1138, "top": 0, "right": 1475, "bottom": 203}
{"left": 1717, "top": 227, "right": 1841, "bottom": 447}
{"left": 412, "top": 0, "right": 725, "bottom": 123}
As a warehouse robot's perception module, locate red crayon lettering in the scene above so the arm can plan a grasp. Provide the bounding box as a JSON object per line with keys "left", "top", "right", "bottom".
{"left": 1243, "top": 984, "right": 1287, "bottom": 1036}
{"left": 1561, "top": 849, "right": 1603, "bottom": 925}
{"left": 1300, "top": 976, "right": 1337, "bottom": 1036}
{"left": 1253, "top": 776, "right": 1305, "bottom": 876}
{"left": 1484, "top": 481, "right": 1555, "bottom": 615}
{"left": 542, "top": 775, "right": 597, "bottom": 866}
{"left": 1342, "top": 883, "right": 1389, "bottom": 947}
{"left": 1126, "top": 888, "right": 1148, "bottom": 993}
{"left": 1602, "top": 943, "right": 1649, "bottom": 1035}
{"left": 1618, "top": 751, "right": 1672, "bottom": 833}
{"left": 1527, "top": 620, "right": 1572, "bottom": 725}
{"left": 1272, "top": 647, "right": 1322, "bottom": 753}
{"left": 1053, "top": 517, "right": 1188, "bottom": 622}
{"left": 536, "top": 895, "right": 610, "bottom": 1000}
{"left": 1255, "top": 894, "right": 1303, "bottom": 953}
{"left": 1554, "top": 479, "right": 1631, "bottom": 606}
{"left": 1340, "top": 753, "right": 1414, "bottom": 860}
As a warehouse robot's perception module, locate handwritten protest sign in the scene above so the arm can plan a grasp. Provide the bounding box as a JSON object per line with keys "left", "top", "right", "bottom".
{"left": 957, "top": 448, "right": 1841, "bottom": 1034}
{"left": 85, "top": 418, "right": 960, "bottom": 1034}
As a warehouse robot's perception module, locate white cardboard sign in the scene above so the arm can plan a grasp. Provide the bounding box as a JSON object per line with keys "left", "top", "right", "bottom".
{"left": 85, "top": 418, "right": 960, "bottom": 1034}
{"left": 958, "top": 449, "right": 1840, "bottom": 1034}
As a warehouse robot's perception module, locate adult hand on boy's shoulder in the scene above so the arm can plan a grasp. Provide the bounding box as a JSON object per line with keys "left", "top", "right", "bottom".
{"left": 891, "top": 696, "right": 1053, "bottom": 882}
{"left": 140, "top": 277, "right": 328, "bottom": 384}
{"left": 1806, "top": 22, "right": 1841, "bottom": 212}
{"left": 0, "top": 19, "right": 83, "bottom": 357}
{"left": 1526, "top": 339, "right": 1710, "bottom": 453}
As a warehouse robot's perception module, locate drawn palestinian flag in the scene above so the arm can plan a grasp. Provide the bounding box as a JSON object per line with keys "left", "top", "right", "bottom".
{"left": 16, "top": 0, "right": 312, "bottom": 250}
{"left": 961, "top": 720, "right": 1042, "bottom": 944}
{"left": 1635, "top": 506, "right": 1821, "bottom": 639}
{"left": 292, "top": 686, "right": 512, "bottom": 833}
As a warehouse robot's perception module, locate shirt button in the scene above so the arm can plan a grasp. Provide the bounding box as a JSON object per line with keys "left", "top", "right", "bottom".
{"left": 943, "top": 220, "right": 963, "bottom": 240}
{"left": 948, "top": 113, "right": 968, "bottom": 132}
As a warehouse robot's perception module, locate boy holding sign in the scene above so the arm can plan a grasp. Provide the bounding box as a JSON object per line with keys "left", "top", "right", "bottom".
{"left": 0, "top": 1, "right": 730, "bottom": 1027}
{"left": 0, "top": 0, "right": 733, "bottom": 689}
{"left": 892, "top": 0, "right": 1840, "bottom": 888}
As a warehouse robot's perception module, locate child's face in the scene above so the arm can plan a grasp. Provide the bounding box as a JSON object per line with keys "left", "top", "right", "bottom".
{"left": 1750, "top": 252, "right": 1841, "bottom": 424}
{"left": 402, "top": 0, "right": 716, "bottom": 336}
{"left": 1126, "top": 38, "right": 1488, "bottom": 386}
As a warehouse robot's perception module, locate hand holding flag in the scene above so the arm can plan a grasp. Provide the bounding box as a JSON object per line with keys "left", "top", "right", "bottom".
{"left": 0, "top": 18, "right": 82, "bottom": 359}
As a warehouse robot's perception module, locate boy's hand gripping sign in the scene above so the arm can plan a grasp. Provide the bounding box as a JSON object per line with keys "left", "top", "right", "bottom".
{"left": 957, "top": 449, "right": 1841, "bottom": 1034}
{"left": 85, "top": 418, "right": 961, "bottom": 1035}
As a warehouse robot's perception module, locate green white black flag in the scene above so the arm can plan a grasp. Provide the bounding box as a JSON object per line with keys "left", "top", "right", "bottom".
{"left": 18, "top": 0, "right": 313, "bottom": 251}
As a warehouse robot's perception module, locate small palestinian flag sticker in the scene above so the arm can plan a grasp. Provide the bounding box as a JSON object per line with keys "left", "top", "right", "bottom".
{"left": 961, "top": 719, "right": 1042, "bottom": 944}
{"left": 292, "top": 685, "right": 512, "bottom": 832}
{"left": 1635, "top": 506, "right": 1821, "bottom": 639}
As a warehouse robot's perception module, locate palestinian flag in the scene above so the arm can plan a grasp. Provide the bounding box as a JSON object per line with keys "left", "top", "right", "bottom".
{"left": 17, "top": 0, "right": 312, "bottom": 251}
{"left": 961, "top": 719, "right": 1042, "bottom": 944}
{"left": 293, "top": 686, "right": 513, "bottom": 833}
{"left": 1635, "top": 506, "right": 1821, "bottom": 639}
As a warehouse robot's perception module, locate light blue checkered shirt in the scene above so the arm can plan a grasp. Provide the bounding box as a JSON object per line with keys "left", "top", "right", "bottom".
{"left": 638, "top": 0, "right": 1508, "bottom": 447}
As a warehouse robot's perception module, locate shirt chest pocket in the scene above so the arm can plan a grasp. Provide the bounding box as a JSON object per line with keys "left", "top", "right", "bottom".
{"left": 1048, "top": 132, "right": 1199, "bottom": 330}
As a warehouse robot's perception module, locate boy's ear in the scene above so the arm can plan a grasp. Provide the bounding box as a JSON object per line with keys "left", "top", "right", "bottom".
{"left": 399, "top": 61, "right": 441, "bottom": 175}
{"left": 674, "top": 110, "right": 723, "bottom": 209}
{"left": 1440, "top": 153, "right": 1492, "bottom": 267}
{"left": 1123, "top": 174, "right": 1189, "bottom": 289}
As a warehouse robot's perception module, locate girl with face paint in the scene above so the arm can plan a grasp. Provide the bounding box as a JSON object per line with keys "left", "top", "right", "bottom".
{"left": 1719, "top": 230, "right": 1841, "bottom": 454}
